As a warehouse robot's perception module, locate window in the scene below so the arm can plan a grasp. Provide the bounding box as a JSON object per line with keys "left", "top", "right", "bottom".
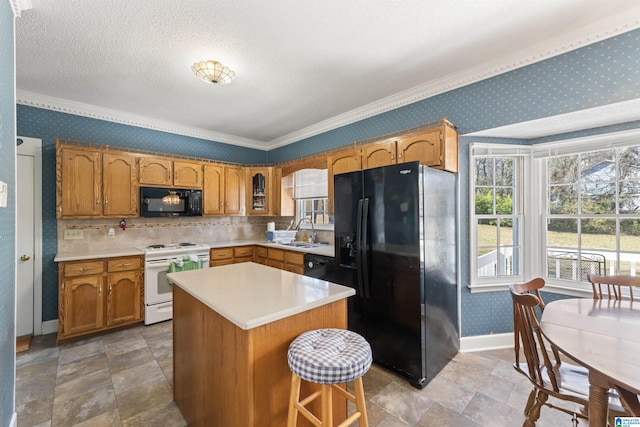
{"left": 470, "top": 144, "right": 530, "bottom": 291}
{"left": 294, "top": 169, "right": 331, "bottom": 228}
{"left": 543, "top": 145, "right": 640, "bottom": 283}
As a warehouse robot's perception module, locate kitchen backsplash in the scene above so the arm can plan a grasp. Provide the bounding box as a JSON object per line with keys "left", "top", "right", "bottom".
{"left": 56, "top": 216, "right": 334, "bottom": 253}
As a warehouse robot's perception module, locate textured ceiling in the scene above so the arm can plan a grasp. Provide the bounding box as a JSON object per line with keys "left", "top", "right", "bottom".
{"left": 14, "top": 0, "right": 640, "bottom": 149}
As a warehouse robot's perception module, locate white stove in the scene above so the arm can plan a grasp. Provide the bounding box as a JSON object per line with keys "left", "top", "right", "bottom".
{"left": 140, "top": 242, "right": 210, "bottom": 324}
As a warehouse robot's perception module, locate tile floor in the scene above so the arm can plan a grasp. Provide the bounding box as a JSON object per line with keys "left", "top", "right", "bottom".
{"left": 16, "top": 321, "right": 579, "bottom": 426}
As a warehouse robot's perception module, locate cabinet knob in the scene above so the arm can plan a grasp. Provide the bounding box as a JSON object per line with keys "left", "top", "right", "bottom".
{"left": 96, "top": 199, "right": 99, "bottom": 206}
{"left": 20, "top": 254, "right": 30, "bottom": 261}
{"left": 105, "top": 198, "right": 109, "bottom": 205}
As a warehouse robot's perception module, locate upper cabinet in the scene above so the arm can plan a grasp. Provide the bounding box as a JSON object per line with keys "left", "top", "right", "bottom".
{"left": 173, "top": 161, "right": 203, "bottom": 188}
{"left": 327, "top": 148, "right": 362, "bottom": 214}
{"left": 57, "top": 146, "right": 138, "bottom": 218}
{"left": 139, "top": 157, "right": 203, "bottom": 188}
{"left": 138, "top": 157, "right": 173, "bottom": 186}
{"left": 103, "top": 153, "right": 138, "bottom": 217}
{"left": 246, "top": 167, "right": 271, "bottom": 215}
{"left": 397, "top": 125, "right": 458, "bottom": 173}
{"left": 203, "top": 164, "right": 225, "bottom": 215}
{"left": 362, "top": 137, "right": 396, "bottom": 169}
{"left": 57, "top": 147, "right": 102, "bottom": 218}
{"left": 224, "top": 166, "right": 245, "bottom": 215}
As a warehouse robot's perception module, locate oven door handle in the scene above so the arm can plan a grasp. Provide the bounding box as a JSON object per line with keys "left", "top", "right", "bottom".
{"left": 146, "top": 260, "right": 172, "bottom": 268}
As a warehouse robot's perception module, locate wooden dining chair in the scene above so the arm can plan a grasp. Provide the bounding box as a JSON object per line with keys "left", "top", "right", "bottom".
{"left": 587, "top": 274, "right": 640, "bottom": 301}
{"left": 510, "top": 279, "right": 626, "bottom": 426}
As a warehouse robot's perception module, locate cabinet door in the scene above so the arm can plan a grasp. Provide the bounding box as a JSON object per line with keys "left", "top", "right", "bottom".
{"left": 224, "top": 166, "right": 245, "bottom": 215}
{"left": 272, "top": 167, "right": 283, "bottom": 216}
{"left": 247, "top": 167, "right": 271, "bottom": 215}
{"left": 396, "top": 129, "right": 441, "bottom": 167}
{"left": 62, "top": 275, "right": 104, "bottom": 336}
{"left": 103, "top": 153, "right": 138, "bottom": 217}
{"left": 107, "top": 271, "right": 142, "bottom": 326}
{"left": 362, "top": 139, "right": 396, "bottom": 169}
{"left": 57, "top": 147, "right": 102, "bottom": 217}
{"left": 174, "top": 161, "right": 203, "bottom": 188}
{"left": 327, "top": 148, "right": 361, "bottom": 214}
{"left": 203, "top": 164, "right": 225, "bottom": 215}
{"left": 139, "top": 157, "right": 173, "bottom": 186}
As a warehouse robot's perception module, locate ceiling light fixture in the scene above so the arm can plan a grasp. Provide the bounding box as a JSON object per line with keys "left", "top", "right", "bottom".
{"left": 191, "top": 60, "right": 236, "bottom": 85}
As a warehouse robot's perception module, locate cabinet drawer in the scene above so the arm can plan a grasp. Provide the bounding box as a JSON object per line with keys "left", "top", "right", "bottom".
{"left": 267, "top": 259, "right": 284, "bottom": 270}
{"left": 233, "top": 246, "right": 254, "bottom": 258}
{"left": 284, "top": 251, "right": 304, "bottom": 266}
{"left": 255, "top": 246, "right": 268, "bottom": 258}
{"left": 234, "top": 256, "right": 253, "bottom": 264}
{"left": 268, "top": 248, "right": 285, "bottom": 261}
{"left": 107, "top": 256, "right": 142, "bottom": 272}
{"left": 63, "top": 260, "right": 104, "bottom": 277}
{"left": 211, "top": 258, "right": 234, "bottom": 267}
{"left": 210, "top": 248, "right": 233, "bottom": 260}
{"left": 284, "top": 264, "right": 305, "bottom": 275}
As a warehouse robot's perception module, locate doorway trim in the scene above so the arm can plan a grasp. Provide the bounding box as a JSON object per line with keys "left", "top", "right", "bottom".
{"left": 16, "top": 136, "right": 43, "bottom": 336}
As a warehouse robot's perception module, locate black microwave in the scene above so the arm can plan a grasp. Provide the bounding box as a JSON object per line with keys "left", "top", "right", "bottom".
{"left": 140, "top": 187, "right": 203, "bottom": 217}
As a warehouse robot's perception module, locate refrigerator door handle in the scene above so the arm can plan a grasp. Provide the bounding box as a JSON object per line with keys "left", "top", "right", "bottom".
{"left": 356, "top": 198, "right": 366, "bottom": 297}
{"left": 361, "top": 197, "right": 371, "bottom": 299}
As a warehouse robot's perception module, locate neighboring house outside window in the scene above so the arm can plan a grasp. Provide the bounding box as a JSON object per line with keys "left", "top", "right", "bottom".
{"left": 469, "top": 144, "right": 531, "bottom": 292}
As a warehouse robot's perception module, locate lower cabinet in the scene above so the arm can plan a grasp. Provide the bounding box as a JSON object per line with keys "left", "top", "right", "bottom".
{"left": 58, "top": 256, "right": 143, "bottom": 341}
{"left": 210, "top": 244, "right": 307, "bottom": 274}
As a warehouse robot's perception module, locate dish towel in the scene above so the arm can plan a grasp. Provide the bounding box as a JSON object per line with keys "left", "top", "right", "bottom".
{"left": 168, "top": 255, "right": 204, "bottom": 285}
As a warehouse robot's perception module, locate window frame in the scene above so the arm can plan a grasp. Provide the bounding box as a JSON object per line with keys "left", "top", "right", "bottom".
{"left": 293, "top": 168, "right": 333, "bottom": 231}
{"left": 469, "top": 143, "right": 532, "bottom": 292}
{"left": 533, "top": 129, "right": 640, "bottom": 294}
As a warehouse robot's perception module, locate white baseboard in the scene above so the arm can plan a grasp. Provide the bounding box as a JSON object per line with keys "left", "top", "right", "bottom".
{"left": 41, "top": 319, "right": 58, "bottom": 335}
{"left": 459, "top": 332, "right": 513, "bottom": 352}
{"left": 10, "top": 411, "right": 17, "bottom": 427}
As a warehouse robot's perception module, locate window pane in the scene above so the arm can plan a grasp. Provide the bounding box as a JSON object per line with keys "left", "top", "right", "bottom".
{"left": 477, "top": 219, "right": 497, "bottom": 248}
{"left": 495, "top": 158, "right": 513, "bottom": 186}
{"left": 499, "top": 246, "right": 519, "bottom": 275}
{"left": 496, "top": 188, "right": 513, "bottom": 214}
{"left": 549, "top": 184, "right": 577, "bottom": 214}
{"left": 549, "top": 155, "right": 578, "bottom": 184}
{"left": 619, "top": 147, "right": 640, "bottom": 180}
{"left": 547, "top": 218, "right": 578, "bottom": 249}
{"left": 581, "top": 218, "right": 616, "bottom": 251}
{"left": 620, "top": 219, "right": 640, "bottom": 275}
{"left": 500, "top": 217, "right": 517, "bottom": 246}
{"left": 581, "top": 150, "right": 615, "bottom": 182}
{"left": 581, "top": 182, "right": 616, "bottom": 214}
{"left": 474, "top": 158, "right": 494, "bottom": 186}
{"left": 619, "top": 181, "right": 640, "bottom": 213}
{"left": 475, "top": 187, "right": 494, "bottom": 215}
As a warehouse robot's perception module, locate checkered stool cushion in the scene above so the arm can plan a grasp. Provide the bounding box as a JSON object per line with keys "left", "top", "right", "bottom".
{"left": 287, "top": 328, "right": 372, "bottom": 384}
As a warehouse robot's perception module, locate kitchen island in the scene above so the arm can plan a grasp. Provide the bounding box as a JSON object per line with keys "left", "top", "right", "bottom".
{"left": 167, "top": 262, "right": 355, "bottom": 427}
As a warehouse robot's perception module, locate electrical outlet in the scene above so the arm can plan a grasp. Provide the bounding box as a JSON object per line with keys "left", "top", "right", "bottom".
{"left": 64, "top": 229, "right": 84, "bottom": 240}
{"left": 228, "top": 225, "right": 233, "bottom": 232}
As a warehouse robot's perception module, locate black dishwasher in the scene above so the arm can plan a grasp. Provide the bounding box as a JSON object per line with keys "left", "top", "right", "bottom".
{"left": 303, "top": 253, "right": 335, "bottom": 281}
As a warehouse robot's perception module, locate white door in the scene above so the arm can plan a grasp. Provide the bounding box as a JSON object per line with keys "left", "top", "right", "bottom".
{"left": 16, "top": 137, "right": 42, "bottom": 336}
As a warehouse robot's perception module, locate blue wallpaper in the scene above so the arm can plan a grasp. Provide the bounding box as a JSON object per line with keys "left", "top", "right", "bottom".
{"left": 16, "top": 28, "right": 640, "bottom": 337}
{"left": 1, "top": 2, "right": 15, "bottom": 426}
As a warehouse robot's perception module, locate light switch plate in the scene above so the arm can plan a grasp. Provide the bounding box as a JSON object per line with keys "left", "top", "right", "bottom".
{"left": 0, "top": 181, "right": 7, "bottom": 208}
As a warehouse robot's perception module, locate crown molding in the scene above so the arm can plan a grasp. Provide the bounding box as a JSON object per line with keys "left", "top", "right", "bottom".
{"left": 16, "top": 13, "right": 640, "bottom": 152}
{"left": 16, "top": 90, "right": 267, "bottom": 150}
{"left": 264, "top": 15, "right": 640, "bottom": 150}
{"left": 9, "top": 0, "right": 31, "bottom": 17}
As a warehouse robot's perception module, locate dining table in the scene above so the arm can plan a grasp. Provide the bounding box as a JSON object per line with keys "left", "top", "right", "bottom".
{"left": 539, "top": 298, "right": 640, "bottom": 427}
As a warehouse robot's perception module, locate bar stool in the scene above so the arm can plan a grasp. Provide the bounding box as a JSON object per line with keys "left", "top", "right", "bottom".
{"left": 287, "top": 328, "right": 372, "bottom": 427}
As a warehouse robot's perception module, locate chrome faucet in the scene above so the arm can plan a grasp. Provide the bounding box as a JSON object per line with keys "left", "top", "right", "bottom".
{"left": 295, "top": 218, "right": 316, "bottom": 243}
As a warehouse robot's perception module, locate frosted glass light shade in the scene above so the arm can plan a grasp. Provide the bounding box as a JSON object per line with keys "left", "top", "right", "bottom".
{"left": 191, "top": 60, "right": 236, "bottom": 85}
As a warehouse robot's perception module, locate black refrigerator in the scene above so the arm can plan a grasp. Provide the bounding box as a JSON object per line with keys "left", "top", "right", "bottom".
{"left": 333, "top": 161, "right": 458, "bottom": 389}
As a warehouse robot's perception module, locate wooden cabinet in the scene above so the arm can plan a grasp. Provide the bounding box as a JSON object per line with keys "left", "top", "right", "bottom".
{"left": 174, "top": 161, "right": 203, "bottom": 188}
{"left": 327, "top": 148, "right": 362, "bottom": 214}
{"left": 138, "top": 157, "right": 173, "bottom": 186}
{"left": 58, "top": 255, "right": 143, "bottom": 341}
{"left": 267, "top": 248, "right": 285, "bottom": 270}
{"left": 139, "top": 157, "right": 203, "bottom": 188}
{"left": 362, "top": 138, "right": 396, "bottom": 169}
{"left": 272, "top": 167, "right": 283, "bottom": 216}
{"left": 255, "top": 246, "right": 268, "bottom": 265}
{"left": 284, "top": 251, "right": 305, "bottom": 275}
{"left": 224, "top": 166, "right": 245, "bottom": 215}
{"left": 103, "top": 153, "right": 139, "bottom": 217}
{"left": 396, "top": 125, "right": 458, "bottom": 173}
{"left": 246, "top": 167, "right": 271, "bottom": 215}
{"left": 203, "top": 164, "right": 225, "bottom": 215}
{"left": 57, "top": 146, "right": 138, "bottom": 218}
{"left": 57, "top": 147, "right": 102, "bottom": 217}
{"left": 210, "top": 247, "right": 234, "bottom": 266}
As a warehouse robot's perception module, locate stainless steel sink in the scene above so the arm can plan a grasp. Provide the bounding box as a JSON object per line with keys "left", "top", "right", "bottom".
{"left": 280, "top": 241, "right": 319, "bottom": 248}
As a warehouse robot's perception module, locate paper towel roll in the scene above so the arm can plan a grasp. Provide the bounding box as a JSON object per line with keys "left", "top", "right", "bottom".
{"left": 267, "top": 222, "right": 275, "bottom": 231}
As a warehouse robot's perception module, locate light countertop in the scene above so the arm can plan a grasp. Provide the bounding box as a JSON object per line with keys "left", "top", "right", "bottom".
{"left": 55, "top": 240, "right": 334, "bottom": 262}
{"left": 167, "top": 262, "right": 354, "bottom": 330}
{"left": 54, "top": 247, "right": 144, "bottom": 262}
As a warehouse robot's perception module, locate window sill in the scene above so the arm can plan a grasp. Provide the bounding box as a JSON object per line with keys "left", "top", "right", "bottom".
{"left": 468, "top": 280, "right": 594, "bottom": 298}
